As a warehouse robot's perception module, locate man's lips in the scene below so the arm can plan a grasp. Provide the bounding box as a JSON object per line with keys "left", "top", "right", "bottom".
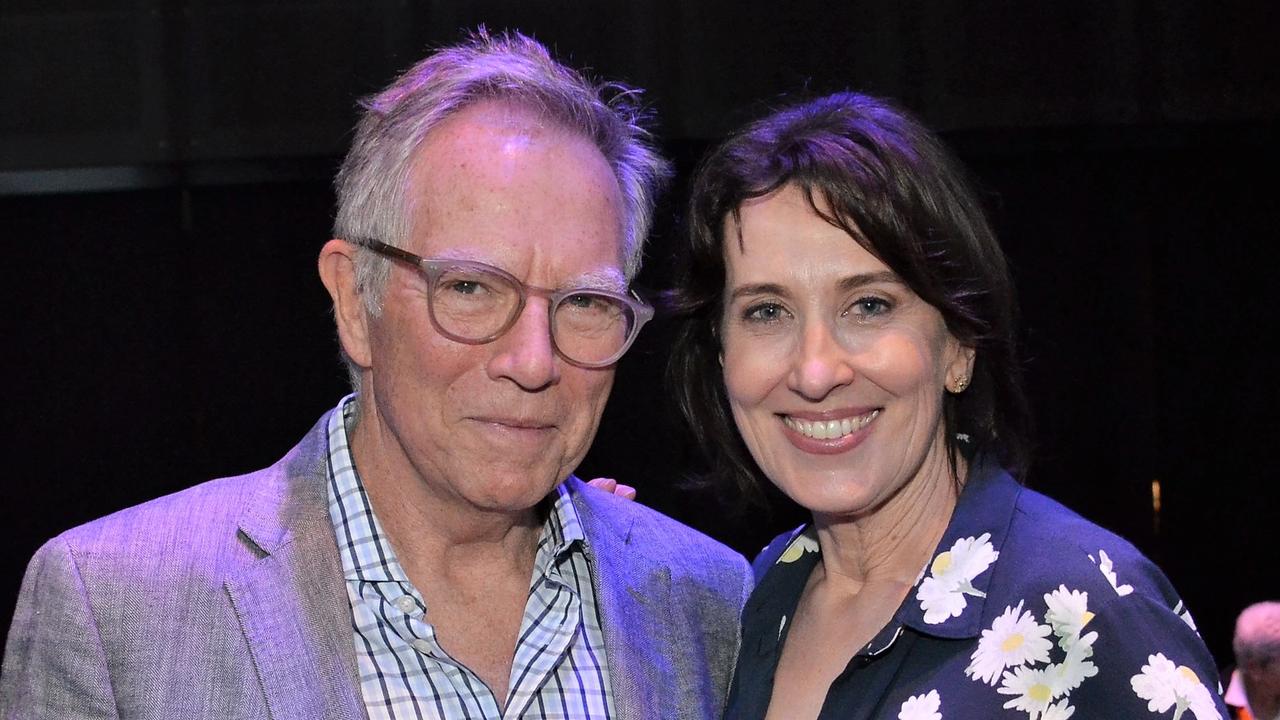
{"left": 469, "top": 416, "right": 557, "bottom": 431}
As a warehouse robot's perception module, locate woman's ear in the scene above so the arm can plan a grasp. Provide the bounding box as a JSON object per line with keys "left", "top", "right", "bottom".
{"left": 946, "top": 344, "right": 977, "bottom": 393}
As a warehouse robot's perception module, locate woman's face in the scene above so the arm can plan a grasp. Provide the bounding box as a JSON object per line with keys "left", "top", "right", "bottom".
{"left": 719, "top": 184, "right": 973, "bottom": 520}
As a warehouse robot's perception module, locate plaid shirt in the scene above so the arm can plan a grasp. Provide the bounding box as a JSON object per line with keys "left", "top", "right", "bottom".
{"left": 325, "top": 396, "right": 615, "bottom": 720}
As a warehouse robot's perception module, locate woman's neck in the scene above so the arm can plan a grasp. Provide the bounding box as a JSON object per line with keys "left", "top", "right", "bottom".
{"left": 812, "top": 451, "right": 966, "bottom": 592}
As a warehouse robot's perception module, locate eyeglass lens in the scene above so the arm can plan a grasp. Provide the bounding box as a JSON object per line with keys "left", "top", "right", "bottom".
{"left": 430, "top": 265, "right": 634, "bottom": 365}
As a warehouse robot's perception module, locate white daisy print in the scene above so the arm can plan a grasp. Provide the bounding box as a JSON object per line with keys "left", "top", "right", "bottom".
{"left": 1130, "top": 653, "right": 1222, "bottom": 720}
{"left": 917, "top": 579, "right": 970, "bottom": 625}
{"left": 1173, "top": 600, "right": 1198, "bottom": 632}
{"left": 1090, "top": 549, "right": 1134, "bottom": 597}
{"left": 1047, "top": 632, "right": 1099, "bottom": 694}
{"left": 1044, "top": 585, "right": 1094, "bottom": 648}
{"left": 1041, "top": 698, "right": 1077, "bottom": 720}
{"left": 898, "top": 689, "right": 942, "bottom": 720}
{"left": 997, "top": 665, "right": 1060, "bottom": 716}
{"left": 778, "top": 533, "right": 819, "bottom": 564}
{"left": 917, "top": 533, "right": 999, "bottom": 624}
{"left": 966, "top": 600, "right": 1054, "bottom": 685}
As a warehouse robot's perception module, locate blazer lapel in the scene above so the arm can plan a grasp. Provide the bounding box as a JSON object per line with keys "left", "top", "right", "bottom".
{"left": 569, "top": 479, "right": 679, "bottom": 720}
{"left": 224, "top": 419, "right": 368, "bottom": 720}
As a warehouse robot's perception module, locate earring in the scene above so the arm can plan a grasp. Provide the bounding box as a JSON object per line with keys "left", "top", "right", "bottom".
{"left": 949, "top": 376, "right": 969, "bottom": 393}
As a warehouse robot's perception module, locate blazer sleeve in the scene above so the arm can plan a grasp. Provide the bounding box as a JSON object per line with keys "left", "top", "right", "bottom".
{"left": 1, "top": 537, "right": 121, "bottom": 720}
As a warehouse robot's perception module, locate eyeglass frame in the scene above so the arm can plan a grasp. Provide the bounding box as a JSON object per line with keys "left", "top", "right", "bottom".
{"left": 349, "top": 238, "right": 655, "bottom": 368}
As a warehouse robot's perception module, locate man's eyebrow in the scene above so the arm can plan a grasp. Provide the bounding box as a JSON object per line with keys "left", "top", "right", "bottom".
{"left": 568, "top": 268, "right": 628, "bottom": 292}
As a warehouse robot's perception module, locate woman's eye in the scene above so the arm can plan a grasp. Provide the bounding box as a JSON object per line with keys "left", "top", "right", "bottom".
{"left": 848, "top": 296, "right": 892, "bottom": 318}
{"left": 743, "top": 302, "right": 788, "bottom": 323}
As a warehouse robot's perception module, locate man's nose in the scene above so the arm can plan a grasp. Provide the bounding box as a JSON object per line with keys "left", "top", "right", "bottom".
{"left": 786, "top": 318, "right": 855, "bottom": 401}
{"left": 487, "top": 298, "right": 560, "bottom": 391}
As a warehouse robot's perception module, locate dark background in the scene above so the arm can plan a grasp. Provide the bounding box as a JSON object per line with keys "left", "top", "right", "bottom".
{"left": 3, "top": 1, "right": 1278, "bottom": 669}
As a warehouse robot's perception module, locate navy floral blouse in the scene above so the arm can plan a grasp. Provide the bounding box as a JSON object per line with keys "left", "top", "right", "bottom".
{"left": 725, "top": 463, "right": 1228, "bottom": 720}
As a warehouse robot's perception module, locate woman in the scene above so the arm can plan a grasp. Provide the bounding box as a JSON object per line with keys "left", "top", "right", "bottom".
{"left": 669, "top": 93, "right": 1227, "bottom": 720}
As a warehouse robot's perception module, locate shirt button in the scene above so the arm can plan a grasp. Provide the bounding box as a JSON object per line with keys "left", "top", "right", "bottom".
{"left": 394, "top": 595, "right": 417, "bottom": 614}
{"left": 411, "top": 638, "right": 433, "bottom": 655}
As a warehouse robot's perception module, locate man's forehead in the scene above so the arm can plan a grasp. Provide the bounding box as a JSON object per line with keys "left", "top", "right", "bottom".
{"left": 416, "top": 100, "right": 582, "bottom": 163}
{"left": 404, "top": 100, "right": 620, "bottom": 215}
{"left": 400, "top": 101, "right": 628, "bottom": 290}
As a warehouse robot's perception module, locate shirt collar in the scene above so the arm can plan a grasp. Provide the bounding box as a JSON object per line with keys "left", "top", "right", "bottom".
{"left": 540, "top": 483, "right": 587, "bottom": 561}
{"left": 895, "top": 459, "right": 1022, "bottom": 639}
{"left": 325, "top": 394, "right": 586, "bottom": 584}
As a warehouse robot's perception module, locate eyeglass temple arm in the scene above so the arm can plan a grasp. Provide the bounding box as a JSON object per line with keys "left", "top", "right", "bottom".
{"left": 351, "top": 238, "right": 424, "bottom": 267}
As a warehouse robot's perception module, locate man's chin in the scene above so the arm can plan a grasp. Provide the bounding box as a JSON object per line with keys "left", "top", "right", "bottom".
{"left": 460, "top": 468, "right": 566, "bottom": 513}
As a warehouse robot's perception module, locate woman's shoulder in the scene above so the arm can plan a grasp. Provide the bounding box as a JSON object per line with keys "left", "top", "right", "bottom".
{"left": 749, "top": 525, "right": 813, "bottom": 582}
{"left": 997, "top": 485, "right": 1184, "bottom": 611}
{"left": 950, "top": 483, "right": 1226, "bottom": 719}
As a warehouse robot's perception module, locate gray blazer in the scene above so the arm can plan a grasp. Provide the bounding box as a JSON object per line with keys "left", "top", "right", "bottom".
{"left": 1, "top": 414, "right": 752, "bottom": 719}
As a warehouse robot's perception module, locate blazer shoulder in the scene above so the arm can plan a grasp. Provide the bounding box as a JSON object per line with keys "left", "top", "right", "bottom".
{"left": 54, "top": 412, "right": 330, "bottom": 558}
{"left": 567, "top": 478, "right": 750, "bottom": 585}
{"left": 57, "top": 469, "right": 265, "bottom": 557}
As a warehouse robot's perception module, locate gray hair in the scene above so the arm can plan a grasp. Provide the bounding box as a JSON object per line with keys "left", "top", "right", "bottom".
{"left": 1235, "top": 601, "right": 1280, "bottom": 667}
{"left": 332, "top": 29, "right": 671, "bottom": 390}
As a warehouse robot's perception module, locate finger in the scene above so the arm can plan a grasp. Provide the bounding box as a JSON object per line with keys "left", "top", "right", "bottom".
{"left": 587, "top": 477, "right": 618, "bottom": 492}
{"left": 616, "top": 484, "right": 637, "bottom": 501}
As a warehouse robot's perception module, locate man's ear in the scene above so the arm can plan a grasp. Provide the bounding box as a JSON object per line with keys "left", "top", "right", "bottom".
{"left": 318, "top": 239, "right": 372, "bottom": 370}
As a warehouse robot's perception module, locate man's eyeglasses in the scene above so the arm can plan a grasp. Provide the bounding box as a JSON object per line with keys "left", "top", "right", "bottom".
{"left": 352, "top": 238, "right": 654, "bottom": 368}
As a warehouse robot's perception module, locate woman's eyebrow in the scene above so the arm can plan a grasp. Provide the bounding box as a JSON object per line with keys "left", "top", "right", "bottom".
{"left": 729, "top": 272, "right": 902, "bottom": 302}
{"left": 838, "top": 271, "right": 902, "bottom": 291}
{"left": 727, "top": 282, "right": 790, "bottom": 303}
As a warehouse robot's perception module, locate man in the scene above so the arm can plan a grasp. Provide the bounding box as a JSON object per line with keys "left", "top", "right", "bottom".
{"left": 1227, "top": 601, "right": 1280, "bottom": 720}
{"left": 1, "top": 31, "right": 751, "bottom": 719}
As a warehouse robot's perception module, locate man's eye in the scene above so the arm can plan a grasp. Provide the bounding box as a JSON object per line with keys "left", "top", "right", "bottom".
{"left": 442, "top": 277, "right": 495, "bottom": 296}
{"left": 446, "top": 280, "right": 480, "bottom": 294}
{"left": 564, "top": 293, "right": 604, "bottom": 310}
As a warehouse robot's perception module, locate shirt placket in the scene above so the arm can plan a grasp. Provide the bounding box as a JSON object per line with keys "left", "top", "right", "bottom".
{"left": 503, "top": 565, "right": 582, "bottom": 719}
{"left": 372, "top": 579, "right": 506, "bottom": 718}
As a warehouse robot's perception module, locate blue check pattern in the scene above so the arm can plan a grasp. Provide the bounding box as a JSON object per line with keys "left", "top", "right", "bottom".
{"left": 325, "top": 396, "right": 615, "bottom": 720}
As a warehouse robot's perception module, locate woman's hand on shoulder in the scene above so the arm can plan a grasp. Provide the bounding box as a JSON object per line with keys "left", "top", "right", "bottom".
{"left": 585, "top": 477, "right": 638, "bottom": 501}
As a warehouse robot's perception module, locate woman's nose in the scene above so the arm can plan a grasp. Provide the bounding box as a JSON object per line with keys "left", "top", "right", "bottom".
{"left": 786, "top": 318, "right": 856, "bottom": 401}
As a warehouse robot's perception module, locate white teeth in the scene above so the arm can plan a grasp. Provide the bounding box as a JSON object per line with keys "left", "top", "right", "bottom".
{"left": 783, "top": 410, "right": 879, "bottom": 440}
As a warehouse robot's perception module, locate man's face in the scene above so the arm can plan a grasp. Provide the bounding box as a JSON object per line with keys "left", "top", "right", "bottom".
{"left": 355, "top": 101, "right": 627, "bottom": 516}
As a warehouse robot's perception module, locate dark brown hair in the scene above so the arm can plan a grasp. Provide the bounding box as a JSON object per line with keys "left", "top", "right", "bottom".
{"left": 668, "top": 92, "right": 1032, "bottom": 510}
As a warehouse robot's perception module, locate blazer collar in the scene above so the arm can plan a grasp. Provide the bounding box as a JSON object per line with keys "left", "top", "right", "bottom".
{"left": 226, "top": 412, "right": 368, "bottom": 720}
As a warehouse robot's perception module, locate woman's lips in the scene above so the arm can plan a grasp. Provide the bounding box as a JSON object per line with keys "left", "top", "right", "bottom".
{"left": 780, "top": 409, "right": 880, "bottom": 454}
